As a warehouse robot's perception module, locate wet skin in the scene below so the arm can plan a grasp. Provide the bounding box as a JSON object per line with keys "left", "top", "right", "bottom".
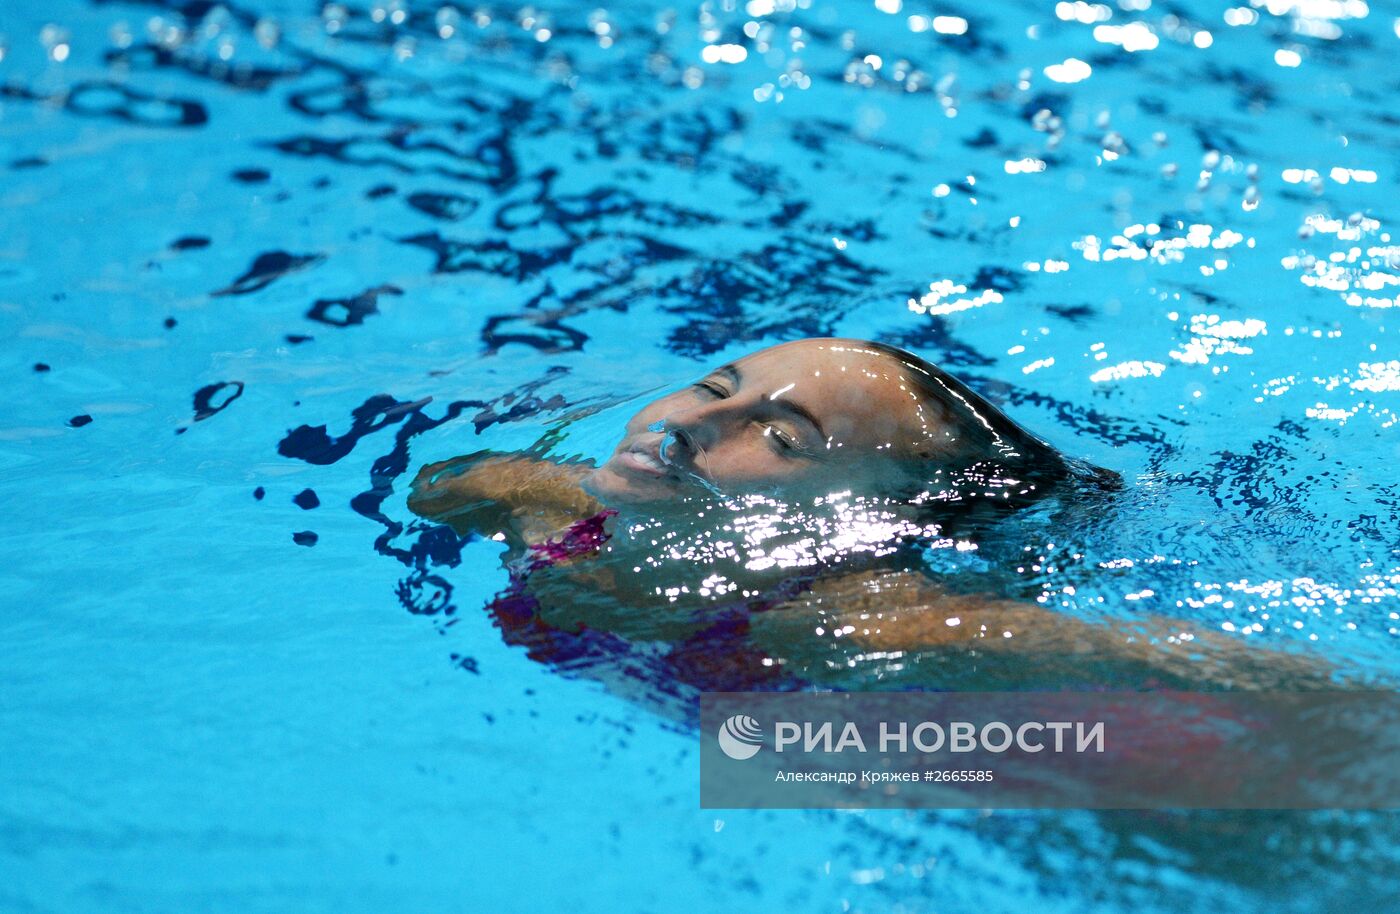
{"left": 582, "top": 338, "right": 981, "bottom": 507}
{"left": 406, "top": 337, "right": 1340, "bottom": 695}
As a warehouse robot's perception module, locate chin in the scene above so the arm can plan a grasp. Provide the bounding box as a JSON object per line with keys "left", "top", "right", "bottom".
{"left": 581, "top": 462, "right": 672, "bottom": 506}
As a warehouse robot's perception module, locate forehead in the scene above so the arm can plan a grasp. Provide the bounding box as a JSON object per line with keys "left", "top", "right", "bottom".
{"left": 728, "top": 341, "right": 943, "bottom": 450}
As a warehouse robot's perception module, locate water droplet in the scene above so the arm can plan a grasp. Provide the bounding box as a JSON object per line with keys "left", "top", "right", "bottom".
{"left": 254, "top": 18, "right": 280, "bottom": 49}
{"left": 322, "top": 3, "right": 349, "bottom": 34}
{"left": 108, "top": 21, "right": 132, "bottom": 49}
{"left": 436, "top": 5, "right": 461, "bottom": 38}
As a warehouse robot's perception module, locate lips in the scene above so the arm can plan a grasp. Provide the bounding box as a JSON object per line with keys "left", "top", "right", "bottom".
{"left": 613, "top": 436, "right": 679, "bottom": 480}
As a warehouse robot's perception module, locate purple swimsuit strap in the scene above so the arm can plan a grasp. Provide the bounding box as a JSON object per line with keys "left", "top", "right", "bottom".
{"left": 524, "top": 508, "right": 619, "bottom": 570}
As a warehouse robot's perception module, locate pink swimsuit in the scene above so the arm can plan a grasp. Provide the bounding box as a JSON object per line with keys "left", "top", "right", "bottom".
{"left": 486, "top": 510, "right": 805, "bottom": 693}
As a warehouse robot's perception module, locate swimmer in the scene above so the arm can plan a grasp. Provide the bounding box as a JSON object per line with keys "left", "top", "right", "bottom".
{"left": 408, "top": 338, "right": 1332, "bottom": 692}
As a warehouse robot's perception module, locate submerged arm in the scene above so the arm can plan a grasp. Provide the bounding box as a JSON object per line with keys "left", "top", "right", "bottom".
{"left": 749, "top": 568, "right": 1337, "bottom": 691}
{"left": 407, "top": 452, "right": 601, "bottom": 545}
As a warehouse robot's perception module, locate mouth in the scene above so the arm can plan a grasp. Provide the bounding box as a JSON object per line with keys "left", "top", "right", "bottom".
{"left": 613, "top": 436, "right": 676, "bottom": 479}
{"left": 606, "top": 433, "right": 727, "bottom": 499}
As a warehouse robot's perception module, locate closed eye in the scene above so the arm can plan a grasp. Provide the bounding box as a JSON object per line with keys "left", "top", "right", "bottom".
{"left": 763, "top": 425, "right": 802, "bottom": 454}
{"left": 694, "top": 379, "right": 730, "bottom": 398}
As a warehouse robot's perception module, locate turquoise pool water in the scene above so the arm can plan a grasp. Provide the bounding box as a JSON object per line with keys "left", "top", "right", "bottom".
{"left": 3, "top": 0, "right": 1399, "bottom": 911}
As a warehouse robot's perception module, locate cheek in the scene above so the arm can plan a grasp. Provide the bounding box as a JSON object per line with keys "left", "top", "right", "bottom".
{"left": 685, "top": 435, "right": 773, "bottom": 480}
{"left": 707, "top": 440, "right": 836, "bottom": 490}
{"left": 798, "top": 456, "right": 912, "bottom": 498}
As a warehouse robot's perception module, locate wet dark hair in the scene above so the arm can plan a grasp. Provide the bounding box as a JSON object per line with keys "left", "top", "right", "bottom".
{"left": 863, "top": 340, "right": 1120, "bottom": 512}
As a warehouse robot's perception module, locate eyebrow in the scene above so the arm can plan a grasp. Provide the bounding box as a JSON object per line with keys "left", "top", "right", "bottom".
{"left": 707, "top": 364, "right": 828, "bottom": 442}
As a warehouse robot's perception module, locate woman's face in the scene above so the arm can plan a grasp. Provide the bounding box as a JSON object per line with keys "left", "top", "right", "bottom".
{"left": 583, "top": 338, "right": 975, "bottom": 505}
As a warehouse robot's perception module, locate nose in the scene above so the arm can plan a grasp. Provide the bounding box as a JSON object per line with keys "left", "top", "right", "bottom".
{"left": 661, "top": 425, "right": 700, "bottom": 469}
{"left": 663, "top": 397, "right": 743, "bottom": 465}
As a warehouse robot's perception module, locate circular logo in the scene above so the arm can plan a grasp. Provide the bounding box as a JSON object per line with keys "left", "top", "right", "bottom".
{"left": 717, "top": 714, "right": 763, "bottom": 760}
